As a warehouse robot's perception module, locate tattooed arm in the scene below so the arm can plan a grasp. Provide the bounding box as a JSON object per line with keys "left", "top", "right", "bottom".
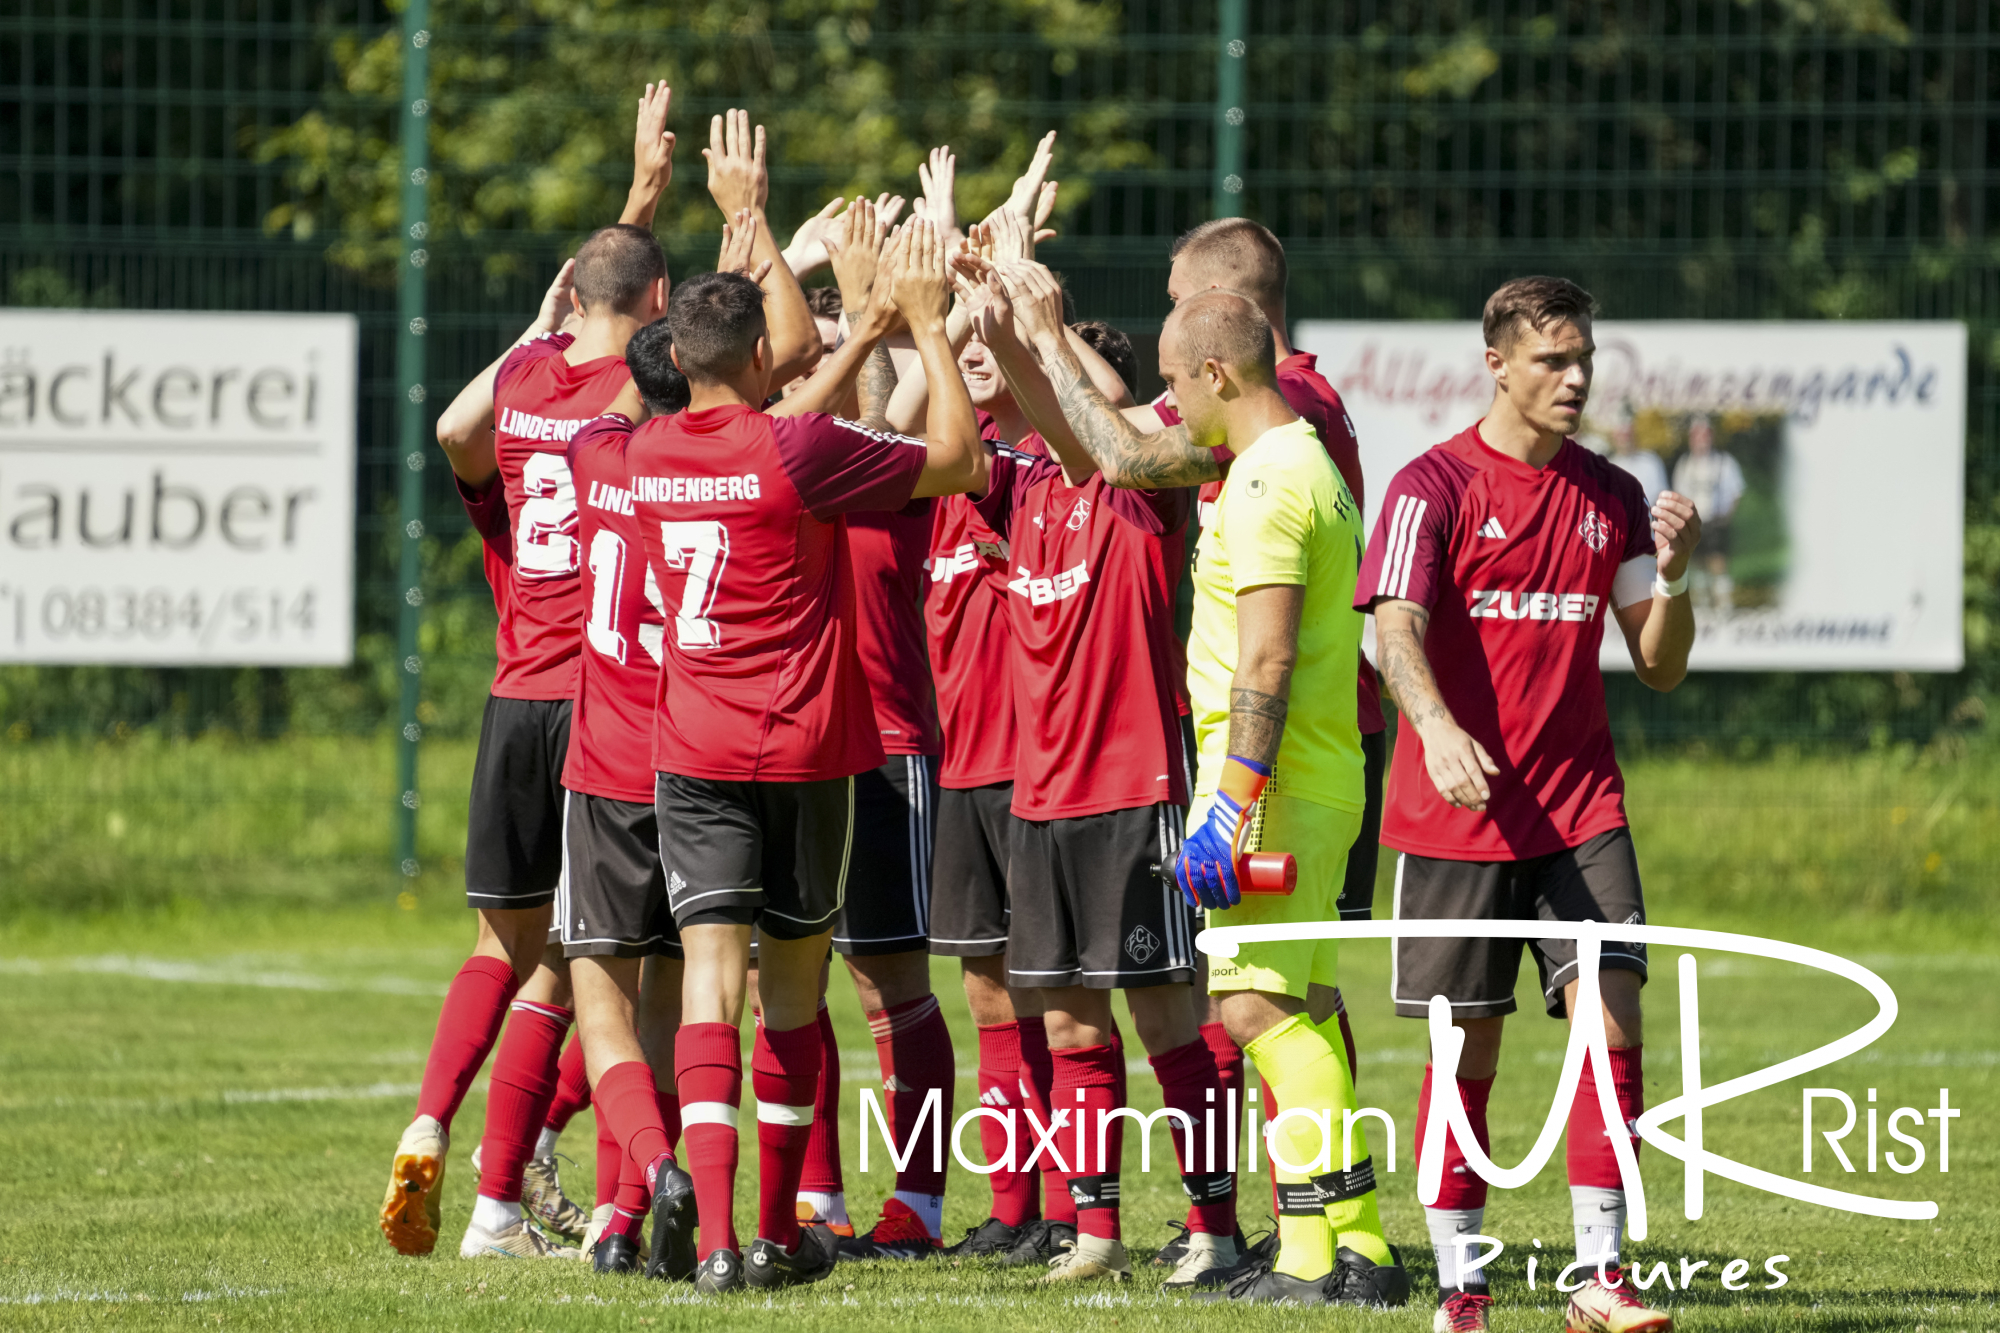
{"left": 1373, "top": 598, "right": 1500, "bottom": 811}
{"left": 1228, "top": 584, "right": 1305, "bottom": 766}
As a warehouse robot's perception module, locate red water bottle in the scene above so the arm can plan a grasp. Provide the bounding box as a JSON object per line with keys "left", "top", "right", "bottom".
{"left": 1238, "top": 852, "right": 1297, "bottom": 895}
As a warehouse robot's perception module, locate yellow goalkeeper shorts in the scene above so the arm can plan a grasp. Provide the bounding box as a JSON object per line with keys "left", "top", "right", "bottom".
{"left": 1198, "top": 792, "right": 1360, "bottom": 999}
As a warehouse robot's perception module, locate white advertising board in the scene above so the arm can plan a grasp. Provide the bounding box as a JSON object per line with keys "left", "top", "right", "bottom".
{"left": 0, "top": 310, "right": 357, "bottom": 664}
{"left": 1294, "top": 320, "right": 1966, "bottom": 671}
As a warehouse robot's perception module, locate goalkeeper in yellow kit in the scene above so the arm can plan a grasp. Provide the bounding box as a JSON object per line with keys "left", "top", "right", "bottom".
{"left": 979, "top": 269, "right": 1412, "bottom": 1308}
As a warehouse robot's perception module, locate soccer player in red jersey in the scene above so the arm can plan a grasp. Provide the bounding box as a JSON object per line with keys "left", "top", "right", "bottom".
{"left": 947, "top": 271, "right": 1232, "bottom": 1289}
{"left": 1356, "top": 278, "right": 1700, "bottom": 1333}
{"left": 549, "top": 318, "right": 693, "bottom": 1278}
{"left": 921, "top": 333, "right": 1072, "bottom": 1262}
{"left": 577, "top": 218, "right": 983, "bottom": 1295}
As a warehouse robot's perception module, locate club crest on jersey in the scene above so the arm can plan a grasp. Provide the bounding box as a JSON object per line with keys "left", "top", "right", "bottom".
{"left": 1066, "top": 497, "right": 1093, "bottom": 531}
{"left": 1124, "top": 924, "right": 1161, "bottom": 964}
{"left": 1578, "top": 509, "right": 1610, "bottom": 552}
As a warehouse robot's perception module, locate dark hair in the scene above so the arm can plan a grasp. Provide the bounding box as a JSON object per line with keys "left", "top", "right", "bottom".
{"left": 1169, "top": 218, "right": 1288, "bottom": 313}
{"left": 572, "top": 224, "right": 668, "bottom": 317}
{"left": 1482, "top": 276, "right": 1596, "bottom": 352}
{"left": 625, "top": 319, "right": 689, "bottom": 416}
{"left": 1168, "top": 289, "right": 1276, "bottom": 384}
{"left": 803, "top": 285, "right": 843, "bottom": 319}
{"left": 1070, "top": 320, "right": 1138, "bottom": 396}
{"left": 667, "top": 270, "right": 768, "bottom": 383}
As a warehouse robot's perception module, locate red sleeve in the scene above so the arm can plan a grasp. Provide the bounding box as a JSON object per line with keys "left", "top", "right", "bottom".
{"left": 971, "top": 443, "right": 1059, "bottom": 536}
{"left": 494, "top": 331, "right": 570, "bottom": 396}
{"left": 1356, "top": 457, "right": 1458, "bottom": 610}
{"left": 768, "top": 412, "right": 929, "bottom": 520}
{"left": 565, "top": 412, "right": 635, "bottom": 468}
{"left": 455, "top": 470, "right": 513, "bottom": 562}
{"left": 1102, "top": 484, "right": 1192, "bottom": 536}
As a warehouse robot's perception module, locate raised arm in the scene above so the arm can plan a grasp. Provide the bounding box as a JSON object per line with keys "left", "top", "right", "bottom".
{"left": 1373, "top": 598, "right": 1500, "bottom": 811}
{"left": 434, "top": 259, "right": 576, "bottom": 484}
{"left": 1613, "top": 490, "right": 1701, "bottom": 690}
{"left": 705, "top": 109, "right": 820, "bottom": 385}
{"left": 770, "top": 199, "right": 898, "bottom": 420}
{"left": 616, "top": 82, "right": 675, "bottom": 230}
{"left": 891, "top": 220, "right": 984, "bottom": 498}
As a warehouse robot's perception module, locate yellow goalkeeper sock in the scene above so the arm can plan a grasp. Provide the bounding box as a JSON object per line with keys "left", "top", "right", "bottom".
{"left": 1247, "top": 1013, "right": 1393, "bottom": 1277}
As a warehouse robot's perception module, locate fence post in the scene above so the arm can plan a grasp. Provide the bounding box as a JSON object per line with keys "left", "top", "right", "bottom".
{"left": 1212, "top": 0, "right": 1246, "bottom": 219}
{"left": 393, "top": 0, "right": 432, "bottom": 888}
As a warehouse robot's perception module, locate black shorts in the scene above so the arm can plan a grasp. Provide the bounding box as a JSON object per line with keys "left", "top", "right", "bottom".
{"left": 558, "top": 791, "right": 683, "bottom": 960}
{"left": 1391, "top": 827, "right": 1648, "bottom": 1021}
{"left": 833, "top": 755, "right": 940, "bottom": 956}
{"left": 1007, "top": 803, "right": 1199, "bottom": 990}
{"left": 927, "top": 781, "right": 1016, "bottom": 958}
{"left": 465, "top": 695, "right": 573, "bottom": 910}
{"left": 656, "top": 772, "right": 854, "bottom": 942}
{"left": 1337, "top": 730, "right": 1388, "bottom": 921}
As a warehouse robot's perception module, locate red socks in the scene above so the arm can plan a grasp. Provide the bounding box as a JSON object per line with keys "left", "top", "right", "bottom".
{"left": 415, "top": 955, "right": 520, "bottom": 1131}
{"left": 476, "top": 1000, "right": 571, "bottom": 1203}
{"left": 1418, "top": 1064, "right": 1496, "bottom": 1210}
{"left": 975, "top": 1022, "right": 1039, "bottom": 1227}
{"left": 1016, "top": 1016, "right": 1073, "bottom": 1225}
{"left": 1051, "top": 1043, "right": 1122, "bottom": 1240}
{"left": 800, "top": 1003, "right": 844, "bottom": 1199}
{"left": 545, "top": 1035, "right": 591, "bottom": 1135}
{"left": 674, "top": 1022, "right": 743, "bottom": 1258}
{"left": 1149, "top": 1038, "right": 1236, "bottom": 1235}
{"left": 597, "top": 1059, "right": 674, "bottom": 1182}
{"left": 1334, "top": 996, "right": 1359, "bottom": 1092}
{"left": 867, "top": 995, "right": 955, "bottom": 1203}
{"left": 752, "top": 1020, "right": 821, "bottom": 1250}
{"left": 1568, "top": 1046, "right": 1644, "bottom": 1187}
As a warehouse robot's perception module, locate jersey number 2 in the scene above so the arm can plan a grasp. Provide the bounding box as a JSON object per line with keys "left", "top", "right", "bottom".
{"left": 658, "top": 520, "right": 730, "bottom": 649}
{"left": 517, "top": 453, "right": 578, "bottom": 578}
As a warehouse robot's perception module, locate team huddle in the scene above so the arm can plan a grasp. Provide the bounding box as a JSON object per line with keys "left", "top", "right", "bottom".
{"left": 376, "top": 86, "right": 1705, "bottom": 1332}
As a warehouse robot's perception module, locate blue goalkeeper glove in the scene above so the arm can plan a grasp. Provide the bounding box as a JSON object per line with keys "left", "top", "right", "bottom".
{"left": 1174, "top": 756, "right": 1271, "bottom": 911}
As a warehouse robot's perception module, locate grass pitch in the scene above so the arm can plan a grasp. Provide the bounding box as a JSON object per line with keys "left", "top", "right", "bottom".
{"left": 0, "top": 902, "right": 1995, "bottom": 1331}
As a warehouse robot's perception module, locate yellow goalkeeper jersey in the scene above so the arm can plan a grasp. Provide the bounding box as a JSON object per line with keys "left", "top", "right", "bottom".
{"left": 1186, "top": 416, "right": 1366, "bottom": 813}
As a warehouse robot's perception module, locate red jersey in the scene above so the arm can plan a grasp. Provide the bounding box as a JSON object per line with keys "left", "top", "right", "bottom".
{"left": 559, "top": 414, "right": 666, "bottom": 803}
{"left": 1157, "top": 351, "right": 1383, "bottom": 734}
{"left": 455, "top": 471, "right": 513, "bottom": 618}
{"left": 1356, "top": 425, "right": 1652, "bottom": 861}
{"left": 629, "top": 405, "right": 929, "bottom": 782}
{"left": 924, "top": 430, "right": 1044, "bottom": 789}
{"left": 489, "top": 332, "right": 634, "bottom": 699}
{"left": 977, "top": 447, "right": 1192, "bottom": 820}
{"left": 849, "top": 504, "right": 942, "bottom": 757}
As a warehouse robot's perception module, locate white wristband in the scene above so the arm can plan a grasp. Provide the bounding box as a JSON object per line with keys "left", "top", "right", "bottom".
{"left": 1654, "top": 569, "right": 1689, "bottom": 598}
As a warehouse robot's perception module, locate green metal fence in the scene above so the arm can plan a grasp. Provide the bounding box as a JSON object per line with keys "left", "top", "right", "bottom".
{"left": 3, "top": 1, "right": 1996, "bottom": 894}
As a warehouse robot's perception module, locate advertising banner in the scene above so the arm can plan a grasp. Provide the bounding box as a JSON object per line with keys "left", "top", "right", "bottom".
{"left": 1294, "top": 320, "right": 1966, "bottom": 671}
{"left": 0, "top": 309, "right": 357, "bottom": 665}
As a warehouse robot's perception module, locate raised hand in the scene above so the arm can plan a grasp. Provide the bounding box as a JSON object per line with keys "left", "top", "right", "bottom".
{"left": 917, "top": 145, "right": 959, "bottom": 244}
{"left": 994, "top": 258, "right": 1066, "bottom": 350}
{"left": 1032, "top": 179, "right": 1060, "bottom": 244}
{"left": 703, "top": 108, "right": 767, "bottom": 216}
{"left": 631, "top": 82, "right": 674, "bottom": 201}
{"left": 782, "top": 195, "right": 848, "bottom": 276}
{"left": 986, "top": 205, "right": 1033, "bottom": 263}
{"left": 1002, "top": 130, "right": 1058, "bottom": 222}
{"left": 825, "top": 196, "right": 882, "bottom": 316}
{"left": 874, "top": 193, "right": 907, "bottom": 229}
{"left": 890, "top": 219, "right": 951, "bottom": 333}
{"left": 717, "top": 207, "right": 770, "bottom": 281}
{"left": 530, "top": 258, "right": 577, "bottom": 336}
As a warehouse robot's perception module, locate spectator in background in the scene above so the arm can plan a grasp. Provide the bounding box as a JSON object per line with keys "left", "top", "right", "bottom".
{"left": 1603, "top": 404, "right": 1667, "bottom": 508}
{"left": 1670, "top": 414, "right": 1745, "bottom": 612}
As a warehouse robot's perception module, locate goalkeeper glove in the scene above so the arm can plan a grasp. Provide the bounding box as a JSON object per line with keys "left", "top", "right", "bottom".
{"left": 1174, "top": 755, "right": 1270, "bottom": 911}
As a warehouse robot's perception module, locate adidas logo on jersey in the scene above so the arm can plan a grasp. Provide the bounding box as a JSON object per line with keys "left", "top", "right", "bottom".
{"left": 1008, "top": 560, "right": 1091, "bottom": 606}
{"left": 930, "top": 539, "right": 1008, "bottom": 584}
{"left": 1468, "top": 589, "right": 1603, "bottom": 622}
{"left": 1478, "top": 517, "right": 1507, "bottom": 539}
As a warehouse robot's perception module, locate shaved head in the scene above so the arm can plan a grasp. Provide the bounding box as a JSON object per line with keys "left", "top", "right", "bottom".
{"left": 1168, "top": 218, "right": 1288, "bottom": 314}
{"left": 1163, "top": 289, "right": 1276, "bottom": 384}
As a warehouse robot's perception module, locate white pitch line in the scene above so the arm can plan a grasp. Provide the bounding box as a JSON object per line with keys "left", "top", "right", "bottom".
{"left": 0, "top": 955, "right": 446, "bottom": 997}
